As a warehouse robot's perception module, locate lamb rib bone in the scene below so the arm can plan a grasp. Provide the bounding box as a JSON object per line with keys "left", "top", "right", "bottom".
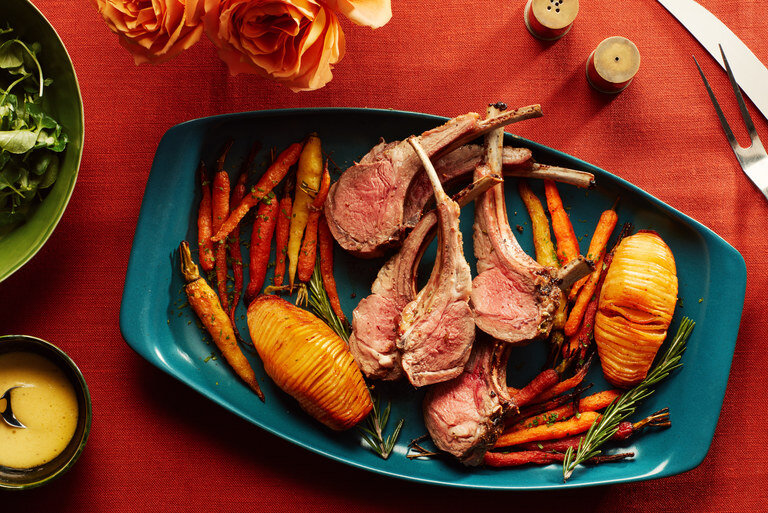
{"left": 395, "top": 137, "right": 476, "bottom": 387}
{"left": 403, "top": 145, "right": 595, "bottom": 228}
{"left": 348, "top": 174, "right": 501, "bottom": 381}
{"left": 470, "top": 105, "right": 564, "bottom": 344}
{"left": 324, "top": 105, "right": 543, "bottom": 258}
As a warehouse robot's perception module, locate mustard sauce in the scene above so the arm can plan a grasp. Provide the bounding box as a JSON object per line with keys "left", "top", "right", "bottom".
{"left": 0, "top": 352, "right": 79, "bottom": 469}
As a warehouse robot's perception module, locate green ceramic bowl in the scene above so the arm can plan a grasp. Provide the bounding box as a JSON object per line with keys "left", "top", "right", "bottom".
{"left": 0, "top": 0, "right": 84, "bottom": 283}
{"left": 0, "top": 335, "right": 92, "bottom": 490}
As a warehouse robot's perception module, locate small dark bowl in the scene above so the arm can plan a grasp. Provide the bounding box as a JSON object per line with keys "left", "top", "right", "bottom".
{"left": 0, "top": 335, "right": 92, "bottom": 490}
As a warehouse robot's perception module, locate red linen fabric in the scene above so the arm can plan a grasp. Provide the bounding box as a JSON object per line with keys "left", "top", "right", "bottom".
{"left": 2, "top": 0, "right": 767, "bottom": 510}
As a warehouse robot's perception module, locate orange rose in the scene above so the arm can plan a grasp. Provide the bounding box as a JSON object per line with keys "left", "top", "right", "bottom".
{"left": 323, "top": 0, "right": 391, "bottom": 29}
{"left": 93, "top": 0, "right": 203, "bottom": 65}
{"left": 194, "top": 0, "right": 345, "bottom": 92}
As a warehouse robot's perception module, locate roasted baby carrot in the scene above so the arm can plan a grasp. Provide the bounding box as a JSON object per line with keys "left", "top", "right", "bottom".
{"left": 273, "top": 176, "right": 294, "bottom": 287}
{"left": 494, "top": 411, "right": 601, "bottom": 449}
{"left": 197, "top": 162, "right": 215, "bottom": 272}
{"left": 514, "top": 383, "right": 593, "bottom": 425}
{"left": 518, "top": 180, "right": 559, "bottom": 268}
{"left": 245, "top": 192, "right": 279, "bottom": 303}
{"left": 297, "top": 161, "right": 331, "bottom": 283}
{"left": 564, "top": 209, "right": 619, "bottom": 335}
{"left": 565, "top": 252, "right": 612, "bottom": 357}
{"left": 565, "top": 264, "right": 607, "bottom": 337}
{"left": 484, "top": 450, "right": 633, "bottom": 467}
{"left": 537, "top": 355, "right": 594, "bottom": 402}
{"left": 228, "top": 171, "right": 247, "bottom": 323}
{"left": 318, "top": 214, "right": 347, "bottom": 324}
{"left": 510, "top": 369, "right": 560, "bottom": 408}
{"left": 564, "top": 261, "right": 605, "bottom": 337}
{"left": 544, "top": 180, "right": 580, "bottom": 265}
{"left": 565, "top": 222, "right": 629, "bottom": 356}
{"left": 179, "top": 241, "right": 264, "bottom": 401}
{"left": 569, "top": 207, "right": 619, "bottom": 301}
{"left": 515, "top": 409, "right": 669, "bottom": 453}
{"left": 212, "top": 142, "right": 303, "bottom": 243}
{"left": 483, "top": 450, "right": 565, "bottom": 467}
{"left": 212, "top": 147, "right": 232, "bottom": 313}
{"left": 510, "top": 389, "right": 621, "bottom": 431}
{"left": 288, "top": 134, "right": 323, "bottom": 288}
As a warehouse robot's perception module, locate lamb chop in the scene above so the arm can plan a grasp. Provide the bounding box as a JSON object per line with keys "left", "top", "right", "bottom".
{"left": 349, "top": 175, "right": 501, "bottom": 381}
{"left": 324, "top": 106, "right": 543, "bottom": 258}
{"left": 422, "top": 337, "right": 513, "bottom": 466}
{"left": 395, "top": 137, "right": 476, "bottom": 387}
{"left": 471, "top": 105, "right": 586, "bottom": 344}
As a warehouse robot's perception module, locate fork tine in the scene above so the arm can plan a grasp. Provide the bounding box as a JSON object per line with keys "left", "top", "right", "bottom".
{"left": 693, "top": 55, "right": 739, "bottom": 149}
{"left": 719, "top": 45, "right": 760, "bottom": 142}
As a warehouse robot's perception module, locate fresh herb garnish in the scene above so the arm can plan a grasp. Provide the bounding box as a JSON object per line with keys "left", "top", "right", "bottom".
{"left": 1, "top": 27, "right": 68, "bottom": 235}
{"left": 359, "top": 393, "right": 404, "bottom": 460}
{"left": 307, "top": 260, "right": 349, "bottom": 341}
{"left": 562, "top": 317, "right": 695, "bottom": 481}
{"left": 306, "top": 258, "right": 404, "bottom": 459}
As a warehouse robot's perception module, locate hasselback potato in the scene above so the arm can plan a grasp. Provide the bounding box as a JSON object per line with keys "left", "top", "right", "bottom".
{"left": 594, "top": 231, "right": 678, "bottom": 388}
{"left": 247, "top": 295, "right": 372, "bottom": 430}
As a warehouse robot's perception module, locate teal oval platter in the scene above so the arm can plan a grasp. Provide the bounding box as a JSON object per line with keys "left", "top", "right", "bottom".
{"left": 119, "top": 108, "right": 746, "bottom": 489}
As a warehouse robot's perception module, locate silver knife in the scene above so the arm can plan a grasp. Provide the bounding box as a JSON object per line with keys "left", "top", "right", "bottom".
{"left": 656, "top": 0, "right": 768, "bottom": 121}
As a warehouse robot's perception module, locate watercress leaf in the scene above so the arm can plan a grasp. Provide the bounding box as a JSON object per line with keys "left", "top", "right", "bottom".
{"left": 0, "top": 129, "right": 37, "bottom": 153}
{"left": 0, "top": 40, "right": 24, "bottom": 70}
{"left": 0, "top": 166, "right": 22, "bottom": 190}
{"left": 38, "top": 154, "right": 59, "bottom": 188}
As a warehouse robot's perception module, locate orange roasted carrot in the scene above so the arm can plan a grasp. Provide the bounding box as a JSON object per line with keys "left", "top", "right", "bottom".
{"left": 484, "top": 450, "right": 633, "bottom": 467}
{"left": 537, "top": 356, "right": 593, "bottom": 402}
{"left": 228, "top": 171, "right": 247, "bottom": 323}
{"left": 273, "top": 176, "right": 294, "bottom": 287}
{"left": 483, "top": 450, "right": 565, "bottom": 467}
{"left": 179, "top": 241, "right": 264, "bottom": 401}
{"left": 297, "top": 162, "right": 331, "bottom": 283}
{"left": 565, "top": 260, "right": 608, "bottom": 357}
{"left": 510, "top": 369, "right": 560, "bottom": 408}
{"left": 318, "top": 214, "right": 347, "bottom": 324}
{"left": 245, "top": 192, "right": 279, "bottom": 303}
{"left": 212, "top": 142, "right": 303, "bottom": 243}
{"left": 494, "top": 411, "right": 601, "bottom": 449}
{"left": 565, "top": 222, "right": 628, "bottom": 356}
{"left": 510, "top": 389, "right": 621, "bottom": 431}
{"left": 565, "top": 263, "right": 604, "bottom": 337}
{"left": 515, "top": 409, "right": 669, "bottom": 453}
{"left": 569, "top": 207, "right": 619, "bottom": 301}
{"left": 197, "top": 162, "right": 215, "bottom": 272}
{"left": 212, "top": 145, "right": 232, "bottom": 313}
{"left": 519, "top": 180, "right": 559, "bottom": 268}
{"left": 544, "top": 180, "right": 580, "bottom": 265}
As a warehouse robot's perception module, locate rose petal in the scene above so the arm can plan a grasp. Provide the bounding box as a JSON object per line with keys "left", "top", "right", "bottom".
{"left": 203, "top": 0, "right": 345, "bottom": 91}
{"left": 94, "top": 0, "right": 203, "bottom": 64}
{"left": 323, "top": 0, "right": 391, "bottom": 28}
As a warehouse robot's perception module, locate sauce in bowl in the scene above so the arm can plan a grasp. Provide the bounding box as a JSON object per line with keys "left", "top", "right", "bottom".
{"left": 0, "top": 352, "right": 79, "bottom": 469}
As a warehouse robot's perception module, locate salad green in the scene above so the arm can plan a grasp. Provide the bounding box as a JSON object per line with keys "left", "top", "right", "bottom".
{"left": 0, "top": 26, "right": 68, "bottom": 235}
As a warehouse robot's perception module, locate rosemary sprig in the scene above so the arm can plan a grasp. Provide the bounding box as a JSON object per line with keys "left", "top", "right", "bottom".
{"left": 359, "top": 393, "right": 405, "bottom": 459}
{"left": 305, "top": 258, "right": 404, "bottom": 458}
{"left": 307, "top": 260, "right": 348, "bottom": 341}
{"left": 562, "top": 317, "right": 695, "bottom": 482}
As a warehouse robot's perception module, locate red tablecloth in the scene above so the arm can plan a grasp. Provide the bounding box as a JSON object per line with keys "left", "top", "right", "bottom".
{"left": 3, "top": 0, "right": 767, "bottom": 509}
